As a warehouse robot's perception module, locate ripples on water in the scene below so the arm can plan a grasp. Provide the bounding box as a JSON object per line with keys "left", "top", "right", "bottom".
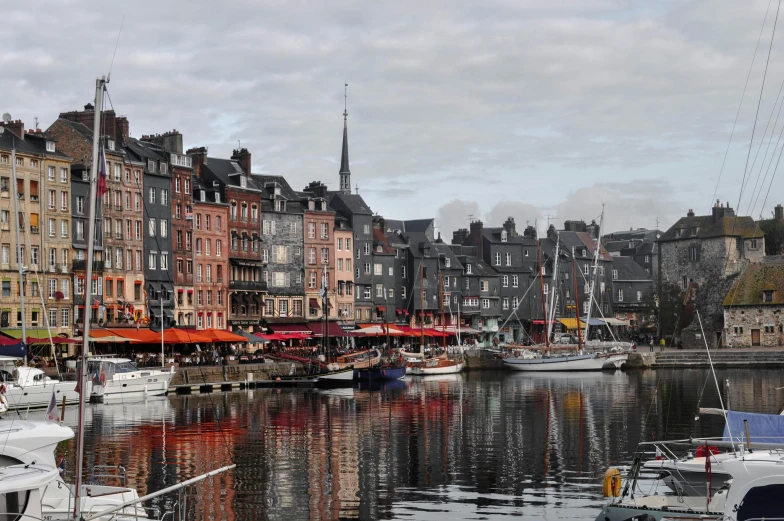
{"left": 23, "top": 368, "right": 784, "bottom": 520}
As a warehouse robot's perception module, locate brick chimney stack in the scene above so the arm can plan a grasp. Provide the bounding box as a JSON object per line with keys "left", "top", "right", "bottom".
{"left": 523, "top": 225, "right": 537, "bottom": 239}
{"left": 502, "top": 217, "right": 516, "bottom": 237}
{"left": 452, "top": 228, "right": 469, "bottom": 244}
{"left": 231, "top": 148, "right": 251, "bottom": 176}
{"left": 186, "top": 147, "right": 208, "bottom": 178}
{"left": 564, "top": 220, "right": 587, "bottom": 232}
{"left": 687, "top": 209, "right": 695, "bottom": 217}
{"left": 0, "top": 120, "right": 25, "bottom": 140}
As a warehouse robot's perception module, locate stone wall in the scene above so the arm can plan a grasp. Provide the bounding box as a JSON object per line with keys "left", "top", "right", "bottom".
{"left": 723, "top": 305, "right": 784, "bottom": 347}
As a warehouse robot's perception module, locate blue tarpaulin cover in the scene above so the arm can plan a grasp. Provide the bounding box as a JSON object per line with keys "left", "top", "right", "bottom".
{"left": 0, "top": 343, "right": 26, "bottom": 358}
{"left": 723, "top": 410, "right": 784, "bottom": 444}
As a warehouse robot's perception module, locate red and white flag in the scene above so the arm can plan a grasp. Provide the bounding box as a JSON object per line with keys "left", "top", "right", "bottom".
{"left": 97, "top": 145, "right": 108, "bottom": 197}
{"left": 45, "top": 389, "right": 60, "bottom": 422}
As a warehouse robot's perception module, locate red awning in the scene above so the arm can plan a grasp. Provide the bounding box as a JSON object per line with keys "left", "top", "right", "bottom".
{"left": 134, "top": 280, "right": 142, "bottom": 285}
{"left": 309, "top": 298, "right": 320, "bottom": 309}
{"left": 268, "top": 323, "right": 312, "bottom": 334}
{"left": 531, "top": 319, "right": 557, "bottom": 325}
{"left": 376, "top": 306, "right": 385, "bottom": 312}
{"left": 308, "top": 321, "right": 348, "bottom": 337}
{"left": 178, "top": 288, "right": 184, "bottom": 293}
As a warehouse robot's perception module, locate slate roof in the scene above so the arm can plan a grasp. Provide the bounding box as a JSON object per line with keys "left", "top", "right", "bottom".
{"left": 328, "top": 192, "right": 372, "bottom": 215}
{"left": 432, "top": 243, "right": 463, "bottom": 269}
{"left": 466, "top": 258, "right": 498, "bottom": 278}
{"left": 192, "top": 177, "right": 227, "bottom": 205}
{"left": 54, "top": 118, "right": 94, "bottom": 141}
{"left": 403, "top": 219, "right": 433, "bottom": 233}
{"left": 126, "top": 138, "right": 167, "bottom": 163}
{"left": 723, "top": 257, "right": 784, "bottom": 306}
{"left": 372, "top": 228, "right": 395, "bottom": 254}
{"left": 612, "top": 257, "right": 651, "bottom": 281}
{"left": 386, "top": 231, "right": 408, "bottom": 248}
{"left": 0, "top": 128, "right": 70, "bottom": 159}
{"left": 660, "top": 215, "right": 763, "bottom": 241}
{"left": 482, "top": 227, "right": 535, "bottom": 245}
{"left": 200, "top": 157, "right": 261, "bottom": 190}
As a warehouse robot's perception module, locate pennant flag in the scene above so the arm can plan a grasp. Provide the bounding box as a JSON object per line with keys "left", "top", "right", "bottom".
{"left": 97, "top": 145, "right": 108, "bottom": 197}
{"left": 46, "top": 389, "right": 60, "bottom": 422}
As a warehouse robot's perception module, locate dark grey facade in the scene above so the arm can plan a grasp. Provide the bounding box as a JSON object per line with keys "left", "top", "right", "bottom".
{"left": 610, "top": 256, "right": 653, "bottom": 326}
{"left": 371, "top": 217, "right": 396, "bottom": 324}
{"left": 70, "top": 163, "right": 104, "bottom": 322}
{"left": 127, "top": 139, "right": 174, "bottom": 327}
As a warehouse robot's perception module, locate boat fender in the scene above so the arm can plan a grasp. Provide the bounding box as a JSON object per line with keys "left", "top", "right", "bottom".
{"left": 602, "top": 468, "right": 622, "bottom": 497}
{"left": 695, "top": 445, "right": 720, "bottom": 458}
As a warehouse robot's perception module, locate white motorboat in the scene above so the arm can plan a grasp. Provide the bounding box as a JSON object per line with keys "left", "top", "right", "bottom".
{"left": 0, "top": 356, "right": 83, "bottom": 410}
{"left": 0, "top": 420, "right": 152, "bottom": 520}
{"left": 503, "top": 351, "right": 627, "bottom": 372}
{"left": 0, "top": 462, "right": 60, "bottom": 521}
{"left": 88, "top": 356, "right": 175, "bottom": 402}
{"left": 408, "top": 358, "right": 464, "bottom": 376}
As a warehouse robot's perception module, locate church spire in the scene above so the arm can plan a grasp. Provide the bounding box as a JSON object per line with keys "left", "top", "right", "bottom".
{"left": 339, "top": 82, "right": 351, "bottom": 194}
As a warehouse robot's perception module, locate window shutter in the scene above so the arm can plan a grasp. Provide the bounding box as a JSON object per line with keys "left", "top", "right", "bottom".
{"left": 286, "top": 246, "right": 292, "bottom": 264}
{"left": 271, "top": 247, "right": 278, "bottom": 263}
{"left": 285, "top": 272, "right": 291, "bottom": 287}
{"left": 271, "top": 221, "right": 276, "bottom": 235}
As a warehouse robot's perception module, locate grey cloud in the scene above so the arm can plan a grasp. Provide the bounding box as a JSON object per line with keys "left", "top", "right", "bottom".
{"left": 436, "top": 199, "right": 481, "bottom": 240}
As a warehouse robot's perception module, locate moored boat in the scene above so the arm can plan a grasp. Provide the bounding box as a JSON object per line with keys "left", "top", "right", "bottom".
{"left": 354, "top": 362, "right": 406, "bottom": 381}
{"left": 503, "top": 351, "right": 627, "bottom": 372}
{"left": 0, "top": 356, "right": 82, "bottom": 410}
{"left": 408, "top": 358, "right": 463, "bottom": 376}
{"left": 334, "top": 349, "right": 382, "bottom": 369}
{"left": 87, "top": 356, "right": 175, "bottom": 402}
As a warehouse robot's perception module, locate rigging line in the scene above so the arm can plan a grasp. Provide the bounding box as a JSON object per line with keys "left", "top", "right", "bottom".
{"left": 741, "top": 74, "right": 784, "bottom": 210}
{"left": 711, "top": 0, "right": 774, "bottom": 205}
{"left": 749, "top": 84, "right": 784, "bottom": 217}
{"left": 737, "top": 0, "right": 782, "bottom": 213}
{"left": 107, "top": 15, "right": 125, "bottom": 80}
{"left": 759, "top": 139, "right": 784, "bottom": 216}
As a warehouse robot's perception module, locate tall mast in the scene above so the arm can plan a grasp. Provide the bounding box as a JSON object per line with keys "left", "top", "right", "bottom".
{"left": 74, "top": 75, "right": 106, "bottom": 520}
{"left": 9, "top": 134, "right": 26, "bottom": 365}
{"left": 572, "top": 248, "right": 583, "bottom": 350}
{"left": 547, "top": 232, "right": 560, "bottom": 343}
{"left": 439, "top": 267, "right": 445, "bottom": 351}
{"left": 322, "top": 265, "right": 328, "bottom": 363}
{"left": 160, "top": 296, "right": 164, "bottom": 367}
{"left": 420, "top": 258, "right": 425, "bottom": 354}
{"left": 583, "top": 205, "right": 604, "bottom": 344}
{"left": 537, "top": 237, "right": 549, "bottom": 351}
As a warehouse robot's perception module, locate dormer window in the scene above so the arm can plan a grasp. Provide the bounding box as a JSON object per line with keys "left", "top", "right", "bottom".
{"left": 445, "top": 258, "right": 451, "bottom": 268}
{"left": 239, "top": 176, "right": 247, "bottom": 188}
{"left": 275, "top": 200, "right": 285, "bottom": 212}
{"left": 376, "top": 245, "right": 382, "bottom": 253}
{"left": 214, "top": 192, "right": 221, "bottom": 203}
{"left": 45, "top": 141, "right": 55, "bottom": 153}
{"left": 200, "top": 190, "right": 206, "bottom": 202}
{"left": 81, "top": 171, "right": 88, "bottom": 181}
{"left": 764, "top": 290, "right": 775, "bottom": 303}
{"left": 501, "top": 230, "right": 508, "bottom": 242}
{"left": 160, "top": 163, "right": 168, "bottom": 175}
{"left": 107, "top": 139, "right": 114, "bottom": 151}
{"left": 308, "top": 200, "right": 315, "bottom": 211}
{"left": 148, "top": 159, "right": 155, "bottom": 172}
{"left": 612, "top": 269, "right": 618, "bottom": 280}
{"left": 466, "top": 264, "right": 472, "bottom": 274}
{"left": 690, "top": 227, "right": 697, "bottom": 235}
{"left": 675, "top": 229, "right": 682, "bottom": 238}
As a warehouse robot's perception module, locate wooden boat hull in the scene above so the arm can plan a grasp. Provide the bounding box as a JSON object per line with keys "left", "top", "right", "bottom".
{"left": 354, "top": 366, "right": 406, "bottom": 381}
{"left": 408, "top": 359, "right": 463, "bottom": 376}
{"left": 334, "top": 350, "right": 382, "bottom": 369}
{"left": 504, "top": 353, "right": 627, "bottom": 372}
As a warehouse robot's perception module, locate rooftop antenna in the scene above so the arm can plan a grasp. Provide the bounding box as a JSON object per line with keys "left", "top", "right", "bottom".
{"left": 237, "top": 140, "right": 241, "bottom": 150}
{"left": 107, "top": 15, "right": 125, "bottom": 82}
{"left": 34, "top": 117, "right": 39, "bottom": 131}
{"left": 355, "top": 183, "right": 359, "bottom": 194}
{"left": 468, "top": 214, "right": 474, "bottom": 223}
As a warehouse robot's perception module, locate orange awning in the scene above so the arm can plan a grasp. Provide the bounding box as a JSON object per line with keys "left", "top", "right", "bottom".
{"left": 194, "top": 328, "right": 248, "bottom": 343}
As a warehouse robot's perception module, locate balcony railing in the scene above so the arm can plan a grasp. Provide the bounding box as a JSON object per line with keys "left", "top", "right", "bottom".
{"left": 229, "top": 280, "right": 267, "bottom": 291}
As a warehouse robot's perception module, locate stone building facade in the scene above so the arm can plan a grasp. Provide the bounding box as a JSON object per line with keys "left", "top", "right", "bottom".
{"left": 256, "top": 174, "right": 305, "bottom": 321}
{"left": 723, "top": 257, "right": 784, "bottom": 347}
{"left": 193, "top": 179, "right": 230, "bottom": 329}
{"left": 659, "top": 202, "right": 765, "bottom": 348}
{"left": 0, "top": 122, "right": 74, "bottom": 336}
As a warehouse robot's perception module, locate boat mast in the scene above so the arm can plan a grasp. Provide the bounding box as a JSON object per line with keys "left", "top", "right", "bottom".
{"left": 583, "top": 204, "right": 604, "bottom": 343}
{"left": 322, "top": 265, "right": 328, "bottom": 363}
{"left": 9, "top": 130, "right": 26, "bottom": 365}
{"left": 547, "top": 232, "right": 560, "bottom": 343}
{"left": 420, "top": 258, "right": 425, "bottom": 355}
{"left": 572, "top": 247, "right": 583, "bottom": 350}
{"left": 74, "top": 75, "right": 106, "bottom": 520}
{"left": 160, "top": 294, "right": 164, "bottom": 367}
{"left": 439, "top": 268, "right": 445, "bottom": 351}
{"left": 537, "top": 236, "right": 549, "bottom": 351}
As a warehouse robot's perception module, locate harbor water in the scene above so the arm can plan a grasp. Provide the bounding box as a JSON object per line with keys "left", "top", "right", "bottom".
{"left": 32, "top": 368, "right": 784, "bottom": 520}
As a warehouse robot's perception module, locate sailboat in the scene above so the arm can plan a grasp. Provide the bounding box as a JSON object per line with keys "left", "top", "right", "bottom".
{"left": 407, "top": 258, "right": 463, "bottom": 376}
{"left": 503, "top": 214, "right": 627, "bottom": 372}
{"left": 312, "top": 266, "right": 353, "bottom": 386}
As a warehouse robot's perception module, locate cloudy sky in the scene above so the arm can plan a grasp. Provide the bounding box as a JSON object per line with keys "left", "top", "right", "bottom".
{"left": 4, "top": 0, "right": 784, "bottom": 238}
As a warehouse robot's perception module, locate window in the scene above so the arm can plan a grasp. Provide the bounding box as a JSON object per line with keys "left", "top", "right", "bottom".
{"left": 583, "top": 264, "right": 589, "bottom": 275}
{"left": 466, "top": 264, "right": 472, "bottom": 274}
{"left": 612, "top": 269, "right": 618, "bottom": 280}
{"left": 320, "top": 223, "right": 329, "bottom": 239}
{"left": 149, "top": 252, "right": 157, "bottom": 270}
{"left": 502, "top": 275, "right": 508, "bottom": 287}
{"left": 764, "top": 290, "right": 775, "bottom": 303}
{"left": 363, "top": 243, "right": 370, "bottom": 255}
{"left": 160, "top": 219, "right": 168, "bottom": 238}
{"left": 321, "top": 248, "right": 329, "bottom": 264}
{"left": 401, "top": 266, "right": 406, "bottom": 278}
{"left": 482, "top": 299, "right": 490, "bottom": 309}
{"left": 48, "top": 166, "right": 55, "bottom": 181}
{"left": 465, "top": 278, "right": 470, "bottom": 290}
{"left": 401, "top": 286, "right": 406, "bottom": 299}
{"left": 148, "top": 218, "right": 156, "bottom": 237}
{"left": 48, "top": 190, "right": 56, "bottom": 210}
{"left": 502, "top": 297, "right": 509, "bottom": 309}
{"left": 583, "top": 301, "right": 590, "bottom": 314}
{"left": 543, "top": 283, "right": 548, "bottom": 295}
{"left": 134, "top": 193, "right": 141, "bottom": 212}
{"left": 374, "top": 263, "right": 382, "bottom": 276}
{"left": 161, "top": 189, "right": 168, "bottom": 206}
{"left": 61, "top": 308, "right": 70, "bottom": 327}
{"left": 149, "top": 187, "right": 156, "bottom": 204}
{"left": 584, "top": 283, "right": 590, "bottom": 294}
{"left": 480, "top": 280, "right": 488, "bottom": 292}
{"left": 376, "top": 284, "right": 384, "bottom": 298}
{"left": 617, "top": 289, "right": 623, "bottom": 301}
{"left": 494, "top": 252, "right": 501, "bottom": 265}
{"left": 48, "top": 218, "right": 55, "bottom": 237}
{"left": 512, "top": 275, "right": 518, "bottom": 287}
{"left": 637, "top": 290, "right": 642, "bottom": 302}
{"left": 682, "top": 276, "right": 689, "bottom": 290}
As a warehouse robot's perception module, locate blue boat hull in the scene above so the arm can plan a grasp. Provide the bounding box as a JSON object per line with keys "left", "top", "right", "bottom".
{"left": 354, "top": 366, "right": 406, "bottom": 381}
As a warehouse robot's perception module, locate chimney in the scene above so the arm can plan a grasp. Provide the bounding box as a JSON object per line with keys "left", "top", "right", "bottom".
{"left": 305, "top": 180, "right": 328, "bottom": 200}
{"left": 502, "top": 217, "right": 516, "bottom": 237}
{"left": 775, "top": 204, "right": 784, "bottom": 221}
{"left": 231, "top": 148, "right": 251, "bottom": 176}
{"left": 711, "top": 201, "right": 734, "bottom": 222}
{"left": 563, "top": 220, "right": 587, "bottom": 233}
{"left": 469, "top": 220, "right": 484, "bottom": 258}
{"left": 687, "top": 209, "right": 695, "bottom": 217}
{"left": 0, "top": 120, "right": 25, "bottom": 140}
{"left": 452, "top": 228, "right": 469, "bottom": 244}
{"left": 186, "top": 147, "right": 208, "bottom": 178}
{"left": 146, "top": 130, "right": 183, "bottom": 154}
{"left": 116, "top": 117, "right": 130, "bottom": 143}
{"left": 523, "top": 225, "right": 537, "bottom": 239}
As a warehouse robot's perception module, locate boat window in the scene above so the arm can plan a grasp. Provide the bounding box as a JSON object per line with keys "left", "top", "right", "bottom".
{"left": 0, "top": 370, "right": 12, "bottom": 382}
{"left": 0, "top": 455, "right": 23, "bottom": 468}
{"left": 737, "top": 484, "right": 784, "bottom": 520}
{"left": 114, "top": 362, "right": 138, "bottom": 373}
{"left": 0, "top": 490, "right": 31, "bottom": 521}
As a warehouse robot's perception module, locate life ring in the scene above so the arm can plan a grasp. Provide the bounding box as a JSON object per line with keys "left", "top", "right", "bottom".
{"left": 695, "top": 445, "right": 720, "bottom": 458}
{"left": 602, "top": 468, "right": 622, "bottom": 498}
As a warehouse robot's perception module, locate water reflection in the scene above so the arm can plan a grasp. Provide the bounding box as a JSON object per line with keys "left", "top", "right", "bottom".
{"left": 25, "top": 368, "right": 784, "bottom": 520}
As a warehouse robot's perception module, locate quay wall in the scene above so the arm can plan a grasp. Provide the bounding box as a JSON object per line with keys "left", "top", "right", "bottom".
{"left": 171, "top": 362, "right": 297, "bottom": 386}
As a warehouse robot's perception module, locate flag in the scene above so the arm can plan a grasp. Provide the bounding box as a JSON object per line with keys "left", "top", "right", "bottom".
{"left": 74, "top": 373, "right": 82, "bottom": 396}
{"left": 97, "top": 145, "right": 108, "bottom": 197}
{"left": 46, "top": 389, "right": 60, "bottom": 422}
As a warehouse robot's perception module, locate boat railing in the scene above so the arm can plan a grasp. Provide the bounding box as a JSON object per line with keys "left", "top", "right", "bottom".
{"left": 90, "top": 464, "right": 127, "bottom": 486}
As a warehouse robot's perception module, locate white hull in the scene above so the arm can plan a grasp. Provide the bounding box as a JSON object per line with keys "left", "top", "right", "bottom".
{"left": 3, "top": 380, "right": 83, "bottom": 410}
{"left": 504, "top": 353, "right": 627, "bottom": 372}
{"left": 408, "top": 361, "right": 464, "bottom": 376}
{"left": 92, "top": 370, "right": 174, "bottom": 399}
{"left": 316, "top": 368, "right": 354, "bottom": 381}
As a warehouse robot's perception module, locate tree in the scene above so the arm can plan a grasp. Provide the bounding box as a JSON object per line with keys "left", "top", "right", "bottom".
{"left": 644, "top": 275, "right": 683, "bottom": 339}
{"left": 759, "top": 217, "right": 784, "bottom": 256}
